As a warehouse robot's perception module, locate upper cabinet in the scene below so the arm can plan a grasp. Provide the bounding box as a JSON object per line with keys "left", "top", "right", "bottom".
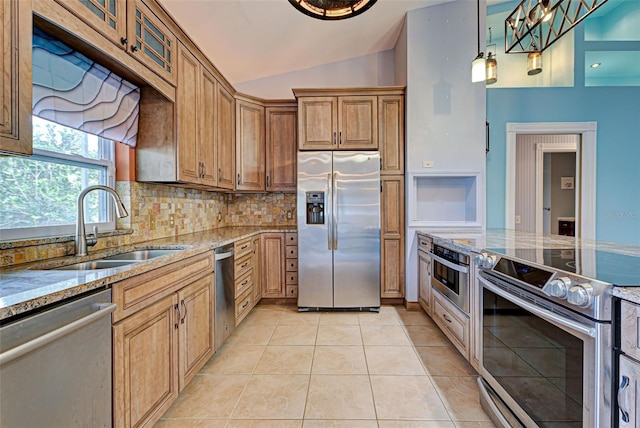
{"left": 0, "top": 0, "right": 32, "bottom": 156}
{"left": 378, "top": 95, "right": 405, "bottom": 175}
{"left": 265, "top": 105, "right": 297, "bottom": 192}
{"left": 296, "top": 95, "right": 377, "bottom": 150}
{"left": 235, "top": 97, "right": 265, "bottom": 192}
{"left": 216, "top": 85, "right": 235, "bottom": 190}
{"left": 52, "top": 0, "right": 176, "bottom": 85}
{"left": 294, "top": 88, "right": 404, "bottom": 154}
{"left": 175, "top": 42, "right": 216, "bottom": 186}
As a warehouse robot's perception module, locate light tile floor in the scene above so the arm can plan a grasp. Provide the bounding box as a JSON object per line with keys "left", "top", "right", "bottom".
{"left": 155, "top": 304, "right": 496, "bottom": 428}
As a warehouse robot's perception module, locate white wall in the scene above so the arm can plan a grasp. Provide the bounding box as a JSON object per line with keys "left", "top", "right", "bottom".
{"left": 404, "top": 0, "right": 487, "bottom": 302}
{"left": 234, "top": 50, "right": 396, "bottom": 99}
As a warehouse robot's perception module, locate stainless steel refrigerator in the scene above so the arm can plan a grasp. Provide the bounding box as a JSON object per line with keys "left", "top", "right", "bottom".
{"left": 297, "top": 151, "right": 380, "bottom": 310}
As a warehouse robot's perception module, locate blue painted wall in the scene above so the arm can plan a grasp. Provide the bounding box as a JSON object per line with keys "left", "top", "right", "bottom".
{"left": 486, "top": 3, "right": 640, "bottom": 245}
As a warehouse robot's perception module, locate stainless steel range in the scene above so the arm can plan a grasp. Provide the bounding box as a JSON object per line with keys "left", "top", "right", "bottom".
{"left": 475, "top": 248, "right": 613, "bottom": 428}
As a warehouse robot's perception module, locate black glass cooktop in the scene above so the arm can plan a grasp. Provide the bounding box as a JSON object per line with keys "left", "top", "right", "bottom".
{"left": 487, "top": 248, "right": 640, "bottom": 286}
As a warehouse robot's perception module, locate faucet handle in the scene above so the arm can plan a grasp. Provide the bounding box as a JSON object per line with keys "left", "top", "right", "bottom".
{"left": 87, "top": 225, "right": 99, "bottom": 247}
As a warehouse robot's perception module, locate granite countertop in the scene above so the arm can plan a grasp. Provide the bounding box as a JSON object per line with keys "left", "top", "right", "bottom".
{"left": 0, "top": 226, "right": 295, "bottom": 321}
{"left": 416, "top": 228, "right": 640, "bottom": 304}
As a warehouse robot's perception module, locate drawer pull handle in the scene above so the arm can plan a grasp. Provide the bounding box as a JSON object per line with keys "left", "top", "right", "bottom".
{"left": 443, "top": 313, "right": 452, "bottom": 323}
{"left": 242, "top": 280, "right": 248, "bottom": 286}
{"left": 242, "top": 301, "right": 249, "bottom": 309}
{"left": 619, "top": 375, "right": 630, "bottom": 423}
{"left": 241, "top": 262, "right": 248, "bottom": 268}
{"left": 241, "top": 245, "right": 248, "bottom": 250}
{"left": 174, "top": 303, "right": 181, "bottom": 329}
{"left": 180, "top": 300, "right": 187, "bottom": 324}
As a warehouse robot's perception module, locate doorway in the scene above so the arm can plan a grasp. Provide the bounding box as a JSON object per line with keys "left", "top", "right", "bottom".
{"left": 540, "top": 150, "right": 577, "bottom": 235}
{"left": 505, "top": 122, "right": 597, "bottom": 240}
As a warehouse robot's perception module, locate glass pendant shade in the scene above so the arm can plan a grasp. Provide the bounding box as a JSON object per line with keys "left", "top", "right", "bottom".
{"left": 527, "top": 51, "right": 543, "bottom": 75}
{"left": 486, "top": 54, "right": 497, "bottom": 85}
{"left": 472, "top": 54, "right": 486, "bottom": 82}
{"left": 288, "top": 0, "right": 378, "bottom": 20}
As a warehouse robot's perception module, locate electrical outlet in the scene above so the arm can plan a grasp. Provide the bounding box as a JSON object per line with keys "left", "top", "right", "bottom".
{"left": 515, "top": 215, "right": 521, "bottom": 225}
{"left": 149, "top": 214, "right": 156, "bottom": 230}
{"left": 287, "top": 210, "right": 292, "bottom": 220}
{"left": 169, "top": 214, "right": 175, "bottom": 227}
{"left": 422, "top": 160, "right": 434, "bottom": 168}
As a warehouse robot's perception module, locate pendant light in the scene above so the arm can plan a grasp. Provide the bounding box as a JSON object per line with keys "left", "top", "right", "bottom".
{"left": 485, "top": 27, "right": 497, "bottom": 85}
{"left": 527, "top": 50, "right": 542, "bottom": 75}
{"left": 471, "top": 0, "right": 485, "bottom": 83}
{"left": 288, "top": 0, "right": 378, "bottom": 20}
{"left": 527, "top": 37, "right": 542, "bottom": 75}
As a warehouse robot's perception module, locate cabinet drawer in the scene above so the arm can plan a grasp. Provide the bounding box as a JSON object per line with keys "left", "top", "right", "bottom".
{"left": 235, "top": 270, "right": 253, "bottom": 297}
{"left": 622, "top": 300, "right": 640, "bottom": 361}
{"left": 418, "top": 235, "right": 432, "bottom": 253}
{"left": 286, "top": 245, "right": 298, "bottom": 259}
{"left": 112, "top": 252, "right": 214, "bottom": 322}
{"left": 285, "top": 233, "right": 298, "bottom": 245}
{"left": 235, "top": 288, "right": 253, "bottom": 326}
{"left": 286, "top": 285, "right": 298, "bottom": 298}
{"left": 235, "top": 253, "right": 253, "bottom": 278}
{"left": 234, "top": 238, "right": 253, "bottom": 259}
{"left": 286, "top": 272, "right": 298, "bottom": 285}
{"left": 286, "top": 259, "right": 298, "bottom": 272}
{"left": 432, "top": 289, "right": 469, "bottom": 358}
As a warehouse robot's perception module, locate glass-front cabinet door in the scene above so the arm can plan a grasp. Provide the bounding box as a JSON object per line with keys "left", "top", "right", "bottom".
{"left": 55, "top": 0, "right": 127, "bottom": 48}
{"left": 127, "top": 0, "right": 176, "bottom": 85}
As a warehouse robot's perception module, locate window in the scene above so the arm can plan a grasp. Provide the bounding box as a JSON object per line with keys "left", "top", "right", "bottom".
{"left": 0, "top": 117, "right": 116, "bottom": 240}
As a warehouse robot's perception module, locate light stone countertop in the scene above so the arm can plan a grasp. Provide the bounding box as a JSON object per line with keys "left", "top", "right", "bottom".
{"left": 416, "top": 228, "right": 640, "bottom": 304}
{"left": 0, "top": 226, "right": 294, "bottom": 321}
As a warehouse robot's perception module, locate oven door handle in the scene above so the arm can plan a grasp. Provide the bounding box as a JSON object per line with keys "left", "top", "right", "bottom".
{"left": 479, "top": 275, "right": 596, "bottom": 339}
{"left": 430, "top": 252, "right": 469, "bottom": 274}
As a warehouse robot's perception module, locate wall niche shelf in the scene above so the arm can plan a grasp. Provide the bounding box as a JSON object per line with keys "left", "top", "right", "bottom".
{"left": 408, "top": 172, "right": 484, "bottom": 228}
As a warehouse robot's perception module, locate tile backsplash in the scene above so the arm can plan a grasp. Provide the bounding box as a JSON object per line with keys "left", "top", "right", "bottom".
{"left": 1, "top": 182, "right": 296, "bottom": 267}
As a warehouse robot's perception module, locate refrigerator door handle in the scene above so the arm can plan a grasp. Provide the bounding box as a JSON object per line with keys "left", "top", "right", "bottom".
{"left": 333, "top": 172, "right": 338, "bottom": 250}
{"left": 327, "top": 173, "right": 332, "bottom": 250}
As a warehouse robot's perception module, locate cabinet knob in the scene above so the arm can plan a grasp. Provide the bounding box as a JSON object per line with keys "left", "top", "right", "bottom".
{"left": 130, "top": 45, "right": 139, "bottom": 52}
{"left": 120, "top": 37, "right": 128, "bottom": 45}
{"left": 237, "top": 174, "right": 241, "bottom": 185}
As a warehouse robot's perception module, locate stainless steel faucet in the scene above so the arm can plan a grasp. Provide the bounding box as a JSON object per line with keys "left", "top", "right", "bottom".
{"left": 75, "top": 185, "right": 129, "bottom": 256}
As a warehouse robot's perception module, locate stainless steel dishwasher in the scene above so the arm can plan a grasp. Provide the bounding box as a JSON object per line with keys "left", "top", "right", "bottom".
{"left": 214, "top": 243, "right": 235, "bottom": 351}
{"left": 0, "top": 288, "right": 115, "bottom": 427}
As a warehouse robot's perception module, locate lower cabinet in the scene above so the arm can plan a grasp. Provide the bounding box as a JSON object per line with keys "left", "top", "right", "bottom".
{"left": 431, "top": 288, "right": 470, "bottom": 359}
{"left": 234, "top": 237, "right": 255, "bottom": 325}
{"left": 113, "top": 294, "right": 179, "bottom": 428}
{"left": 285, "top": 232, "right": 298, "bottom": 299}
{"left": 418, "top": 250, "right": 431, "bottom": 314}
{"left": 112, "top": 252, "right": 214, "bottom": 428}
{"left": 261, "top": 233, "right": 286, "bottom": 298}
{"left": 381, "top": 175, "right": 405, "bottom": 298}
{"left": 252, "top": 235, "right": 262, "bottom": 304}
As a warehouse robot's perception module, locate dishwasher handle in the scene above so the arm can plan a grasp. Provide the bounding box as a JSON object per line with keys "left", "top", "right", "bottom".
{"left": 0, "top": 302, "right": 116, "bottom": 367}
{"left": 215, "top": 249, "right": 234, "bottom": 261}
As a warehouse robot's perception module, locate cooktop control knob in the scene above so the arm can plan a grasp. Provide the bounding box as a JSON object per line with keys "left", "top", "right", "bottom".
{"left": 567, "top": 284, "right": 594, "bottom": 308}
{"left": 474, "top": 254, "right": 485, "bottom": 266}
{"left": 542, "top": 277, "right": 572, "bottom": 298}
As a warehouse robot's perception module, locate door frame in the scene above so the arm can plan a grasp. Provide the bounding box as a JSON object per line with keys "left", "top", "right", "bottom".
{"left": 535, "top": 143, "right": 578, "bottom": 235}
{"left": 505, "top": 122, "right": 597, "bottom": 240}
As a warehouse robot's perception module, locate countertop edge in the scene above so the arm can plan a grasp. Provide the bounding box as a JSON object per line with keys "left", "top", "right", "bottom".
{"left": 0, "top": 227, "right": 296, "bottom": 321}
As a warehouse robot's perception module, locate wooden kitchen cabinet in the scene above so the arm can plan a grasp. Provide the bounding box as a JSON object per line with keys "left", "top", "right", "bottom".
{"left": 53, "top": 0, "right": 176, "bottom": 85}
{"left": 54, "top": 0, "right": 127, "bottom": 48}
{"left": 381, "top": 175, "right": 405, "bottom": 298}
{"left": 418, "top": 235, "right": 432, "bottom": 314}
{"left": 216, "top": 84, "right": 236, "bottom": 190}
{"left": 177, "top": 274, "right": 214, "bottom": 391}
{"left": 235, "top": 97, "right": 265, "bottom": 191}
{"left": 253, "top": 235, "right": 262, "bottom": 304}
{"left": 379, "top": 95, "right": 404, "bottom": 174}
{"left": 112, "top": 252, "right": 215, "bottom": 427}
{"left": 113, "top": 293, "right": 178, "bottom": 428}
{"left": 234, "top": 237, "right": 255, "bottom": 325}
{"left": 265, "top": 105, "right": 297, "bottom": 192}
{"left": 0, "top": 0, "right": 32, "bottom": 156}
{"left": 176, "top": 43, "right": 217, "bottom": 186}
{"left": 261, "top": 233, "right": 286, "bottom": 298}
{"left": 432, "top": 288, "right": 470, "bottom": 359}
{"left": 296, "top": 94, "right": 377, "bottom": 150}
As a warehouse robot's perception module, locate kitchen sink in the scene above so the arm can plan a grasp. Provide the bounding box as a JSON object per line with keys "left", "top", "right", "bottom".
{"left": 55, "top": 260, "right": 139, "bottom": 270}
{"left": 100, "top": 249, "right": 183, "bottom": 261}
{"left": 51, "top": 249, "right": 184, "bottom": 270}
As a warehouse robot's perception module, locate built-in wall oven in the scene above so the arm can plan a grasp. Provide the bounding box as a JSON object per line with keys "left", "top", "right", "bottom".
{"left": 430, "top": 244, "right": 470, "bottom": 313}
{"left": 476, "top": 249, "right": 613, "bottom": 428}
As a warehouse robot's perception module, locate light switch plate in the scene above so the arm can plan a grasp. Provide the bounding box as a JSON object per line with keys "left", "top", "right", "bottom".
{"left": 422, "top": 161, "right": 434, "bottom": 168}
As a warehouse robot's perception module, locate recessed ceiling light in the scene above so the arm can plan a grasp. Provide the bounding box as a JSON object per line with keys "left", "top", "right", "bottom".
{"left": 590, "top": 63, "right": 602, "bottom": 68}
